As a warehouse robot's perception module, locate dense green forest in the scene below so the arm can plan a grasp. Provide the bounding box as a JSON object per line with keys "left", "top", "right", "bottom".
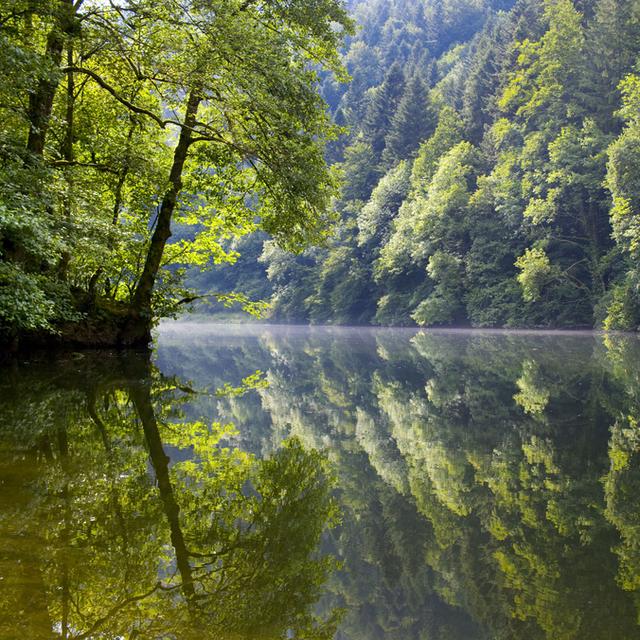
{"left": 3, "top": 0, "right": 640, "bottom": 344}
{"left": 0, "top": 0, "right": 351, "bottom": 346}
{"left": 205, "top": 0, "right": 640, "bottom": 330}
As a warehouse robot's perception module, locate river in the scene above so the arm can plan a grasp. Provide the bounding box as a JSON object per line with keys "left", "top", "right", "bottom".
{"left": 1, "top": 323, "right": 639, "bottom": 639}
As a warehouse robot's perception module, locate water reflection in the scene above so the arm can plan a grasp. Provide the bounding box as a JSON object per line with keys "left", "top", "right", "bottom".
{"left": 155, "top": 325, "right": 640, "bottom": 640}
{"left": 3, "top": 327, "right": 640, "bottom": 639}
{"left": 0, "top": 352, "right": 338, "bottom": 639}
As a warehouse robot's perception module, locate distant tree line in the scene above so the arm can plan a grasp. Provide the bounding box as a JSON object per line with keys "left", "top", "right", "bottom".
{"left": 212, "top": 0, "right": 640, "bottom": 329}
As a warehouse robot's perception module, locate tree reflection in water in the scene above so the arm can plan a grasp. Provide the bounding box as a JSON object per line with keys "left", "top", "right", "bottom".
{"left": 3, "top": 328, "right": 640, "bottom": 640}
{"left": 156, "top": 326, "right": 640, "bottom": 640}
{"left": 0, "top": 352, "right": 339, "bottom": 639}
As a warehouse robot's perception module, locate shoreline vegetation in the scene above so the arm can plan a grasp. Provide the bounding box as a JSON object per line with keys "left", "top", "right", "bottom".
{"left": 0, "top": 0, "right": 353, "bottom": 351}
{"left": 3, "top": 0, "right": 640, "bottom": 353}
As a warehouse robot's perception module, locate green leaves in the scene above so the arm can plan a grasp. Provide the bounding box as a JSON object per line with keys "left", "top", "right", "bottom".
{"left": 515, "top": 247, "right": 554, "bottom": 302}
{"left": 0, "top": 0, "right": 353, "bottom": 339}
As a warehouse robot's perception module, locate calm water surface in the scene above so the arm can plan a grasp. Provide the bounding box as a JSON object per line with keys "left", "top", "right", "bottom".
{"left": 2, "top": 324, "right": 640, "bottom": 639}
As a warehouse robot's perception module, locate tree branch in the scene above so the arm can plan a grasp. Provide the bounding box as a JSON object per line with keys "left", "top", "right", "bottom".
{"left": 62, "top": 65, "right": 166, "bottom": 128}
{"left": 75, "top": 583, "right": 161, "bottom": 640}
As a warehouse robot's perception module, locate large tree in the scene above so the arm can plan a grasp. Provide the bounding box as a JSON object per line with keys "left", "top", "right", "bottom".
{"left": 0, "top": 0, "right": 352, "bottom": 346}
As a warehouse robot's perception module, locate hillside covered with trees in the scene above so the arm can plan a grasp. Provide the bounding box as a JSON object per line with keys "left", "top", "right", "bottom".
{"left": 209, "top": 0, "right": 640, "bottom": 330}
{"left": 3, "top": 0, "right": 640, "bottom": 344}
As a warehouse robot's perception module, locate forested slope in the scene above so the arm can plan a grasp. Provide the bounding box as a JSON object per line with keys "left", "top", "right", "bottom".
{"left": 208, "top": 0, "right": 640, "bottom": 330}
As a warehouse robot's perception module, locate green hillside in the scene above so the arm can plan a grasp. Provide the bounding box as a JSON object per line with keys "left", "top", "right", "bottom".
{"left": 201, "top": 0, "right": 640, "bottom": 330}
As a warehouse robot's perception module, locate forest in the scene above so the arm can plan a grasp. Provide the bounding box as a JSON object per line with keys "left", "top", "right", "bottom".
{"left": 204, "top": 0, "right": 640, "bottom": 330}
{"left": 2, "top": 0, "right": 640, "bottom": 347}
{"left": 0, "top": 0, "right": 352, "bottom": 347}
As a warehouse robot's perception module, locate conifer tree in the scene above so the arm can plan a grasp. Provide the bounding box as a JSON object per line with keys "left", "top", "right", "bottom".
{"left": 362, "top": 62, "right": 406, "bottom": 157}
{"left": 587, "top": 0, "right": 640, "bottom": 131}
{"left": 382, "top": 74, "right": 436, "bottom": 167}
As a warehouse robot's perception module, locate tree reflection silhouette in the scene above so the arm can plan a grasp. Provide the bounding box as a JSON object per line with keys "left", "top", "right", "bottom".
{"left": 166, "top": 328, "right": 640, "bottom": 640}
{"left": 4, "top": 329, "right": 640, "bottom": 640}
{"left": 0, "top": 353, "right": 339, "bottom": 639}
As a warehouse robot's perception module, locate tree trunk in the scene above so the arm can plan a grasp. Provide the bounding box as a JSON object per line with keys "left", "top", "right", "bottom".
{"left": 58, "top": 45, "right": 75, "bottom": 278}
{"left": 132, "top": 90, "right": 202, "bottom": 314}
{"left": 56, "top": 425, "right": 71, "bottom": 639}
{"left": 26, "top": 0, "right": 75, "bottom": 157}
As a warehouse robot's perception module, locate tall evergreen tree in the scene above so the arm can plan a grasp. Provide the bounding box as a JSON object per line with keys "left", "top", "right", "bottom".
{"left": 587, "top": 0, "right": 640, "bottom": 131}
{"left": 382, "top": 75, "right": 436, "bottom": 167}
{"left": 362, "top": 62, "right": 406, "bottom": 157}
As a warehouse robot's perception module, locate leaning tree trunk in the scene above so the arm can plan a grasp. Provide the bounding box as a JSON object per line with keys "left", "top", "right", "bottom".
{"left": 130, "top": 384, "right": 198, "bottom": 611}
{"left": 131, "top": 90, "right": 202, "bottom": 316}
